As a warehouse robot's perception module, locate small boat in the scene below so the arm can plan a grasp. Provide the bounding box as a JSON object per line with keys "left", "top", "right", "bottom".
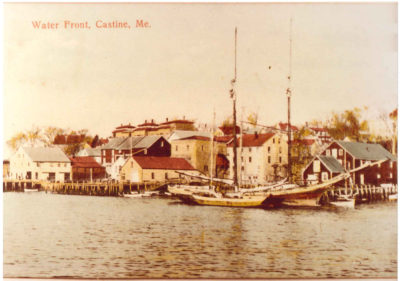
{"left": 388, "top": 193, "right": 397, "bottom": 202}
{"left": 24, "top": 188, "right": 39, "bottom": 192}
{"left": 330, "top": 195, "right": 355, "bottom": 208}
{"left": 123, "top": 191, "right": 159, "bottom": 198}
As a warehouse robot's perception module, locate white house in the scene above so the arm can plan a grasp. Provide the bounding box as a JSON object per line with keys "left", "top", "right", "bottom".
{"left": 77, "top": 147, "right": 102, "bottom": 164}
{"left": 109, "top": 156, "right": 127, "bottom": 180}
{"left": 9, "top": 146, "right": 71, "bottom": 182}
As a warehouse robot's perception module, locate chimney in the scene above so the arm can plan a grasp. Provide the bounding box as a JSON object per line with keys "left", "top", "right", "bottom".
{"left": 183, "top": 116, "right": 185, "bottom": 120}
{"left": 151, "top": 119, "right": 154, "bottom": 123}
{"left": 145, "top": 120, "right": 147, "bottom": 123}
{"left": 255, "top": 131, "right": 258, "bottom": 139}
{"left": 166, "top": 117, "right": 168, "bottom": 122}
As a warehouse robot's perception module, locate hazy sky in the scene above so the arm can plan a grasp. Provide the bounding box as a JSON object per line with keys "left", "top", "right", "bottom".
{"left": 3, "top": 2, "right": 398, "bottom": 158}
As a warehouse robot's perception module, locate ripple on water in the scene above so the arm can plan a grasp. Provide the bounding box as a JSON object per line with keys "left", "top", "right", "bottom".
{"left": 3, "top": 193, "right": 398, "bottom": 278}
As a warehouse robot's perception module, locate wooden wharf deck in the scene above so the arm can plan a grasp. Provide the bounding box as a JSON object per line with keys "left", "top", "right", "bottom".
{"left": 321, "top": 184, "right": 398, "bottom": 204}
{"left": 3, "top": 179, "right": 182, "bottom": 196}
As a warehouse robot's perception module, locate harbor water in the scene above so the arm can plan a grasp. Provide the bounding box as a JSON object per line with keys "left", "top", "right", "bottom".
{"left": 3, "top": 192, "right": 397, "bottom": 278}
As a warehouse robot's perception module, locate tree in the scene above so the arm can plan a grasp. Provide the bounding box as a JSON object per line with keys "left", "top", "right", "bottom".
{"left": 326, "top": 107, "right": 369, "bottom": 142}
{"left": 247, "top": 112, "right": 258, "bottom": 127}
{"left": 290, "top": 126, "right": 315, "bottom": 183}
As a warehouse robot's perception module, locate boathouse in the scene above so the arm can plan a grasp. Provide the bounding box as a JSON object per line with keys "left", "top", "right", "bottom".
{"left": 302, "top": 140, "right": 397, "bottom": 186}
{"left": 69, "top": 156, "right": 106, "bottom": 182}
{"left": 9, "top": 146, "right": 71, "bottom": 182}
{"left": 119, "top": 156, "right": 197, "bottom": 183}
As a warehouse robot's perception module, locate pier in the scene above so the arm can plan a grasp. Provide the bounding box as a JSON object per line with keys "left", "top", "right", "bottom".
{"left": 3, "top": 179, "right": 181, "bottom": 196}
{"left": 320, "top": 184, "right": 398, "bottom": 204}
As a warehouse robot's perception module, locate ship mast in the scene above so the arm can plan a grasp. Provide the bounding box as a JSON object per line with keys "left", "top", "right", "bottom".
{"left": 230, "top": 27, "right": 238, "bottom": 189}
{"left": 286, "top": 18, "right": 293, "bottom": 183}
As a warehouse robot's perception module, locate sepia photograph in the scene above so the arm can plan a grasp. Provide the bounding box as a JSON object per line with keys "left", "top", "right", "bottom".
{"left": 2, "top": 2, "right": 398, "bottom": 279}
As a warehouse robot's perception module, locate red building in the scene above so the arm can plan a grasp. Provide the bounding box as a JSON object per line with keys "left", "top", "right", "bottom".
{"left": 303, "top": 141, "right": 397, "bottom": 186}
{"left": 70, "top": 156, "right": 106, "bottom": 181}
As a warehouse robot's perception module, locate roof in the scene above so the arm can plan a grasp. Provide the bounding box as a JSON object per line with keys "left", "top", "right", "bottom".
{"left": 103, "top": 136, "right": 164, "bottom": 150}
{"left": 310, "top": 127, "right": 328, "bottom": 132}
{"left": 335, "top": 141, "right": 396, "bottom": 161}
{"left": 69, "top": 156, "right": 104, "bottom": 168}
{"left": 279, "top": 122, "right": 299, "bottom": 131}
{"left": 132, "top": 156, "right": 195, "bottom": 170}
{"left": 318, "top": 155, "right": 345, "bottom": 173}
{"left": 79, "top": 147, "right": 101, "bottom": 157}
{"left": 22, "top": 147, "right": 70, "bottom": 162}
{"left": 179, "top": 136, "right": 211, "bottom": 141}
{"left": 115, "top": 124, "right": 135, "bottom": 129}
{"left": 168, "top": 130, "right": 211, "bottom": 141}
{"left": 101, "top": 138, "right": 127, "bottom": 149}
{"left": 214, "top": 135, "right": 234, "bottom": 143}
{"left": 228, "top": 133, "right": 275, "bottom": 147}
{"left": 161, "top": 119, "right": 194, "bottom": 125}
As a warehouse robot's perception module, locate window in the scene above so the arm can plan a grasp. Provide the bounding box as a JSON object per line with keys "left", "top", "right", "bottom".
{"left": 389, "top": 173, "right": 393, "bottom": 178}
{"left": 279, "top": 157, "right": 282, "bottom": 163}
{"left": 176, "top": 145, "right": 178, "bottom": 151}
{"left": 278, "top": 138, "right": 281, "bottom": 144}
{"left": 273, "top": 138, "right": 275, "bottom": 144}
{"left": 390, "top": 161, "right": 393, "bottom": 168}
{"left": 202, "top": 145, "right": 204, "bottom": 151}
{"left": 161, "top": 141, "right": 164, "bottom": 147}
{"left": 35, "top": 172, "right": 38, "bottom": 180}
{"left": 165, "top": 173, "right": 168, "bottom": 179}
{"left": 151, "top": 172, "right": 155, "bottom": 179}
{"left": 377, "top": 174, "right": 381, "bottom": 179}
{"left": 268, "top": 156, "right": 271, "bottom": 164}
{"left": 268, "top": 146, "right": 271, "bottom": 153}
{"left": 332, "top": 149, "right": 337, "bottom": 158}
{"left": 313, "top": 160, "right": 321, "bottom": 172}
{"left": 249, "top": 157, "right": 252, "bottom": 163}
{"left": 339, "top": 149, "right": 343, "bottom": 156}
{"left": 279, "top": 147, "right": 282, "bottom": 154}
{"left": 204, "top": 165, "right": 208, "bottom": 172}
{"left": 187, "top": 145, "right": 190, "bottom": 151}
{"left": 249, "top": 147, "right": 252, "bottom": 152}
{"left": 322, "top": 172, "right": 328, "bottom": 181}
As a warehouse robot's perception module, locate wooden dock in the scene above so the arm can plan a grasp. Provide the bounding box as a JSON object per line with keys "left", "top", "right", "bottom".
{"left": 320, "top": 184, "right": 398, "bottom": 204}
{"left": 3, "top": 179, "right": 181, "bottom": 196}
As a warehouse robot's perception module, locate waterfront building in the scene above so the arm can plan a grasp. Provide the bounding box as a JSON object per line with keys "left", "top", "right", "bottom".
{"left": 69, "top": 156, "right": 106, "bottom": 182}
{"left": 227, "top": 132, "right": 288, "bottom": 184}
{"left": 302, "top": 140, "right": 397, "bottom": 185}
{"left": 77, "top": 147, "right": 102, "bottom": 164}
{"left": 9, "top": 146, "right": 71, "bottom": 182}
{"left": 100, "top": 135, "right": 170, "bottom": 177}
{"left": 119, "top": 156, "right": 196, "bottom": 182}
{"left": 111, "top": 118, "right": 196, "bottom": 138}
{"left": 170, "top": 135, "right": 228, "bottom": 177}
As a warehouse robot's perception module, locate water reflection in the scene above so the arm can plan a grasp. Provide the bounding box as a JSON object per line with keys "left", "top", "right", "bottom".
{"left": 3, "top": 192, "right": 397, "bottom": 278}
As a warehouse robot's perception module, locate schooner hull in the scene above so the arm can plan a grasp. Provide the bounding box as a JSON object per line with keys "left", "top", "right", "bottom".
{"left": 188, "top": 194, "right": 268, "bottom": 207}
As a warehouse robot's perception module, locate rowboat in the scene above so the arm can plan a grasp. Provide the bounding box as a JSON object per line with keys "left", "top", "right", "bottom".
{"left": 24, "top": 188, "right": 39, "bottom": 192}
{"left": 330, "top": 195, "right": 356, "bottom": 208}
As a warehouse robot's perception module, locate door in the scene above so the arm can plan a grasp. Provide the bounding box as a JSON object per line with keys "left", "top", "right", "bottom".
{"left": 332, "top": 149, "right": 338, "bottom": 158}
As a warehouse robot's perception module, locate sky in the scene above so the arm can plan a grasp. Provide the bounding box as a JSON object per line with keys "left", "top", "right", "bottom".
{"left": 3, "top": 2, "right": 398, "bottom": 159}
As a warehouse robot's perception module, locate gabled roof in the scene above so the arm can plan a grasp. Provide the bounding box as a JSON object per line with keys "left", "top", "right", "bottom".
{"left": 179, "top": 136, "right": 211, "bottom": 141}
{"left": 214, "top": 135, "right": 234, "bottom": 143}
{"left": 78, "top": 147, "right": 101, "bottom": 157}
{"left": 335, "top": 141, "right": 396, "bottom": 161}
{"left": 168, "top": 130, "right": 211, "bottom": 141}
{"left": 132, "top": 156, "right": 195, "bottom": 170}
{"left": 318, "top": 155, "right": 345, "bottom": 173}
{"left": 104, "top": 136, "right": 165, "bottom": 151}
{"left": 22, "top": 147, "right": 70, "bottom": 162}
{"left": 101, "top": 138, "right": 127, "bottom": 149}
{"left": 69, "top": 156, "right": 104, "bottom": 168}
{"left": 228, "top": 133, "right": 275, "bottom": 147}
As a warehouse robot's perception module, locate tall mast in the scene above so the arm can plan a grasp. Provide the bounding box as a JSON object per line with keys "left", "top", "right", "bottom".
{"left": 286, "top": 18, "right": 293, "bottom": 183}
{"left": 210, "top": 108, "right": 215, "bottom": 188}
{"left": 231, "top": 27, "right": 238, "bottom": 188}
